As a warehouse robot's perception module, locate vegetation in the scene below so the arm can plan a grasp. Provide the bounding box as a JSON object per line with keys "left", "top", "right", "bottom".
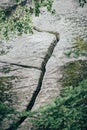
{"left": 0, "top": 60, "right": 87, "bottom": 129}
{"left": 31, "top": 57, "right": 87, "bottom": 130}
{"left": 31, "top": 59, "right": 87, "bottom": 130}
{"left": 61, "top": 60, "right": 87, "bottom": 87}
{"left": 0, "top": 0, "right": 54, "bottom": 40}
{"left": 0, "top": 75, "right": 17, "bottom": 125}
{"left": 65, "top": 37, "right": 87, "bottom": 57}
{"left": 0, "top": 102, "right": 15, "bottom": 125}
{"left": 0, "top": 0, "right": 87, "bottom": 129}
{"left": 79, "top": 0, "right": 87, "bottom": 7}
{"left": 32, "top": 79, "right": 87, "bottom": 130}
{"left": 0, "top": 6, "right": 33, "bottom": 40}
{"left": 0, "top": 0, "right": 86, "bottom": 40}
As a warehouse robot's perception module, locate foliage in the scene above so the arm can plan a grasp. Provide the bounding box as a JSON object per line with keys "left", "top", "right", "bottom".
{"left": 14, "top": 0, "right": 22, "bottom": 3}
{"left": 33, "top": 79, "right": 87, "bottom": 130}
{"left": 0, "top": 0, "right": 86, "bottom": 40}
{"left": 61, "top": 60, "right": 87, "bottom": 87}
{"left": 65, "top": 37, "right": 87, "bottom": 57}
{"left": 0, "top": 5, "right": 33, "bottom": 40}
{"left": 0, "top": 75, "right": 18, "bottom": 125}
{"left": 0, "top": 0, "right": 87, "bottom": 129}
{"left": 0, "top": 102, "right": 15, "bottom": 125}
{"left": 79, "top": 0, "right": 87, "bottom": 7}
{"left": 28, "top": 0, "right": 55, "bottom": 16}
{"left": 0, "top": 0, "right": 54, "bottom": 40}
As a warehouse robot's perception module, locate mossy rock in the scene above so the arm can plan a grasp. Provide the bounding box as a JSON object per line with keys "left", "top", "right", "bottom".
{"left": 61, "top": 60, "right": 87, "bottom": 87}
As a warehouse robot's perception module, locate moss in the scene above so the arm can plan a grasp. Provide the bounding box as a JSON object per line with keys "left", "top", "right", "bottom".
{"left": 61, "top": 60, "right": 87, "bottom": 87}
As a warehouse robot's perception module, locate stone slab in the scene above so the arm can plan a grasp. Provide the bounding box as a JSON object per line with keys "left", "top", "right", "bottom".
{"left": 0, "top": 32, "right": 56, "bottom": 69}
{"left": 0, "top": 62, "right": 41, "bottom": 111}
{"left": 32, "top": 0, "right": 87, "bottom": 110}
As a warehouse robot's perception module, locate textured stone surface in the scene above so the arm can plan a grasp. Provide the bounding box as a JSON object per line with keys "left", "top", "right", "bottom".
{"left": 0, "top": 31, "right": 56, "bottom": 129}
{"left": 0, "top": 0, "right": 15, "bottom": 9}
{"left": 17, "top": 118, "right": 32, "bottom": 130}
{"left": 0, "top": 31, "right": 56, "bottom": 110}
{"left": 0, "top": 0, "right": 87, "bottom": 129}
{"left": 0, "top": 62, "right": 41, "bottom": 111}
{"left": 0, "top": 33, "right": 55, "bottom": 68}
{"left": 32, "top": 0, "right": 87, "bottom": 109}
{"left": 0, "top": 0, "right": 27, "bottom": 9}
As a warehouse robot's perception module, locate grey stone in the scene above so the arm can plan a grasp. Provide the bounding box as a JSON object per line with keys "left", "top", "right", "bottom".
{"left": 0, "top": 32, "right": 56, "bottom": 129}
{"left": 0, "top": 0, "right": 16, "bottom": 9}
{"left": 0, "top": 65, "right": 40, "bottom": 111}
{"left": 0, "top": 0, "right": 87, "bottom": 129}
{"left": 32, "top": 0, "right": 87, "bottom": 109}
{"left": 0, "top": 33, "right": 56, "bottom": 69}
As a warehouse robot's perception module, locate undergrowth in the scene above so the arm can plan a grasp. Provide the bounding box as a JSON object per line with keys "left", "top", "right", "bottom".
{"left": 32, "top": 79, "right": 87, "bottom": 130}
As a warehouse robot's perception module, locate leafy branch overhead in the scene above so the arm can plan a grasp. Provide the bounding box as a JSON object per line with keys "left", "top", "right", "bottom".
{"left": 0, "top": 0, "right": 54, "bottom": 40}
{"left": 0, "top": 0, "right": 86, "bottom": 40}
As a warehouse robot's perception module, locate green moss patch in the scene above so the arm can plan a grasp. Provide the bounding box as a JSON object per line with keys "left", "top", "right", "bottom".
{"left": 61, "top": 60, "right": 87, "bottom": 87}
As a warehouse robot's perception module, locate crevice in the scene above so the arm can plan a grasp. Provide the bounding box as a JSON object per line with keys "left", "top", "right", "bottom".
{"left": 0, "top": 60, "right": 41, "bottom": 70}
{"left": 5, "top": 31, "right": 59, "bottom": 130}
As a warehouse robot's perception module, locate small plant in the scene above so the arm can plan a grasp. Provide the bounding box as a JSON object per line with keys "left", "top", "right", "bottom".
{"left": 61, "top": 60, "right": 87, "bottom": 87}
{"left": 65, "top": 37, "right": 87, "bottom": 57}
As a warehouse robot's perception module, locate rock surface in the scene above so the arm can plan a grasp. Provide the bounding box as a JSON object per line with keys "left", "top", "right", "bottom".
{"left": 0, "top": 0, "right": 16, "bottom": 9}
{"left": 0, "top": 0, "right": 87, "bottom": 129}
{"left": 32, "top": 0, "right": 87, "bottom": 110}
{"left": 0, "top": 32, "right": 57, "bottom": 129}
{"left": 0, "top": 0, "right": 27, "bottom": 9}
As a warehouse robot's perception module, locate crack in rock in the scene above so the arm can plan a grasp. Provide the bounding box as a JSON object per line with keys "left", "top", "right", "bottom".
{"left": 5, "top": 31, "right": 59, "bottom": 130}
{"left": 0, "top": 60, "right": 41, "bottom": 70}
